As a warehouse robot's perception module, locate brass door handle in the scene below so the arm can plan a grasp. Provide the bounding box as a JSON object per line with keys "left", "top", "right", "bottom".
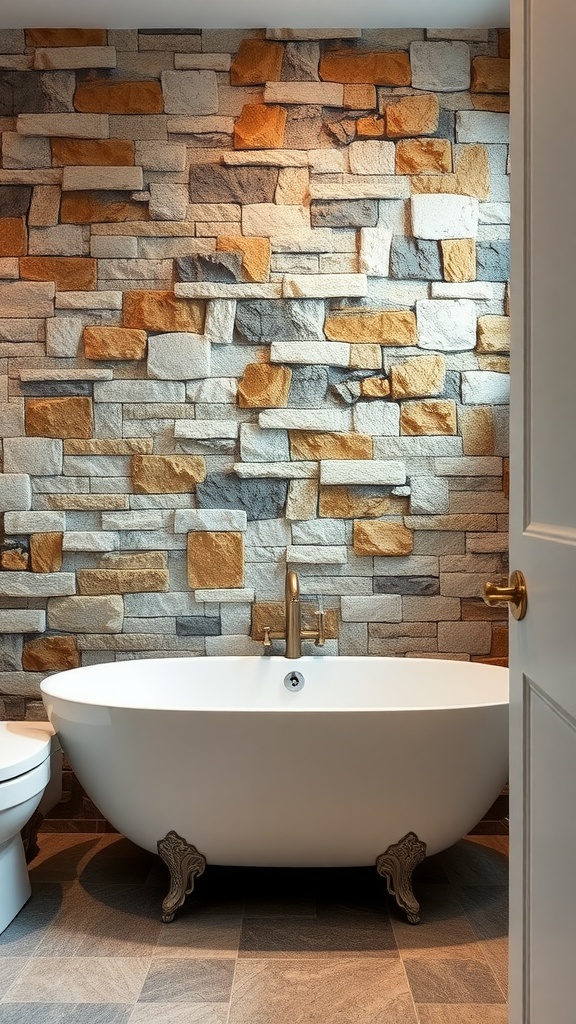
{"left": 483, "top": 569, "right": 527, "bottom": 620}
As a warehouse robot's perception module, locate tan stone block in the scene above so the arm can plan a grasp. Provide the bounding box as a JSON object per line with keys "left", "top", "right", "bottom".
{"left": 122, "top": 290, "right": 205, "bottom": 332}
{"left": 217, "top": 235, "right": 270, "bottom": 283}
{"left": 99, "top": 552, "right": 168, "bottom": 569}
{"left": 74, "top": 79, "right": 164, "bottom": 114}
{"left": 471, "top": 94, "right": 510, "bottom": 113}
{"left": 29, "top": 532, "right": 63, "bottom": 573}
{"left": 325, "top": 308, "right": 417, "bottom": 346}
{"left": 319, "top": 486, "right": 408, "bottom": 519}
{"left": 460, "top": 407, "right": 495, "bottom": 457}
{"left": 360, "top": 377, "right": 391, "bottom": 399}
{"left": 234, "top": 104, "right": 286, "bottom": 150}
{"left": 20, "top": 256, "right": 97, "bottom": 291}
{"left": 477, "top": 354, "right": 509, "bottom": 373}
{"left": 60, "top": 192, "right": 149, "bottom": 224}
{"left": 51, "top": 138, "right": 135, "bottom": 166}
{"left": 25, "top": 29, "right": 107, "bottom": 46}
{"left": 320, "top": 50, "right": 411, "bottom": 86}
{"left": 187, "top": 531, "right": 244, "bottom": 589}
{"left": 131, "top": 454, "right": 206, "bottom": 493}
{"left": 471, "top": 57, "right": 510, "bottom": 94}
{"left": 251, "top": 602, "right": 338, "bottom": 640}
{"left": 390, "top": 354, "right": 446, "bottom": 399}
{"left": 410, "top": 174, "right": 458, "bottom": 194}
{"left": 290, "top": 431, "right": 373, "bottom": 461}
{"left": 356, "top": 115, "right": 386, "bottom": 138}
{"left": 47, "top": 494, "right": 128, "bottom": 510}
{"left": 231, "top": 40, "right": 284, "bottom": 85}
{"left": 385, "top": 94, "right": 439, "bottom": 137}
{"left": 353, "top": 520, "right": 413, "bottom": 556}
{"left": 396, "top": 139, "right": 452, "bottom": 175}
{"left": 477, "top": 315, "right": 510, "bottom": 353}
{"left": 349, "top": 344, "right": 382, "bottom": 369}
{"left": 499, "top": 29, "right": 510, "bottom": 59}
{"left": 275, "top": 167, "right": 309, "bottom": 206}
{"left": 441, "top": 238, "right": 476, "bottom": 282}
{"left": 343, "top": 84, "right": 377, "bottom": 109}
{"left": 29, "top": 185, "right": 61, "bottom": 227}
{"left": 25, "top": 397, "right": 93, "bottom": 439}
{"left": 1, "top": 548, "right": 29, "bottom": 570}
{"left": 0, "top": 218, "right": 27, "bottom": 257}
{"left": 22, "top": 635, "right": 80, "bottom": 671}
{"left": 237, "top": 363, "right": 291, "bottom": 408}
{"left": 455, "top": 144, "right": 490, "bottom": 200}
{"left": 84, "top": 326, "right": 147, "bottom": 360}
{"left": 77, "top": 568, "right": 169, "bottom": 595}
{"left": 400, "top": 399, "right": 457, "bottom": 435}
{"left": 64, "top": 438, "right": 153, "bottom": 455}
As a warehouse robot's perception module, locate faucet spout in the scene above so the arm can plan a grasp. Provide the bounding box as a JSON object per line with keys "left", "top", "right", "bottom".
{"left": 285, "top": 570, "right": 302, "bottom": 659}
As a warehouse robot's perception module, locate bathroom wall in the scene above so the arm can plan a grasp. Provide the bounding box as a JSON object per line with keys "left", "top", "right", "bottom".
{"left": 0, "top": 26, "right": 510, "bottom": 731}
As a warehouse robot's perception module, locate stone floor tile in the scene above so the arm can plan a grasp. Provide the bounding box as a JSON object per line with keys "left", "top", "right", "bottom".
{"left": 78, "top": 838, "right": 157, "bottom": 886}
{"left": 392, "top": 885, "right": 484, "bottom": 960}
{"left": 128, "top": 1004, "right": 228, "bottom": 1023}
{"left": 415, "top": 1006, "right": 509, "bottom": 1023}
{"left": 30, "top": 835, "right": 104, "bottom": 883}
{"left": 228, "top": 958, "right": 418, "bottom": 1024}
{"left": 137, "top": 959, "right": 235, "bottom": 1003}
{"left": 153, "top": 915, "right": 241, "bottom": 958}
{"left": 434, "top": 839, "right": 509, "bottom": 887}
{"left": 3, "top": 958, "right": 150, "bottom": 1003}
{"left": 0, "top": 1006, "right": 131, "bottom": 1024}
{"left": 404, "top": 958, "right": 506, "bottom": 1004}
{"left": 0, "top": 962, "right": 29, "bottom": 1001}
{"left": 239, "top": 906, "right": 398, "bottom": 959}
{"left": 0, "top": 885, "right": 67, "bottom": 957}
{"left": 456, "top": 886, "right": 508, "bottom": 942}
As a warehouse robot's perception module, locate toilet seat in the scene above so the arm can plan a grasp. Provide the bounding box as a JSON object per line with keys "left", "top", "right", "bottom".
{"left": 0, "top": 723, "right": 54, "bottom": 783}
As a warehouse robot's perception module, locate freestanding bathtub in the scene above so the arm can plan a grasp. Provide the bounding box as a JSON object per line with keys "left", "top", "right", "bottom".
{"left": 41, "top": 656, "right": 508, "bottom": 923}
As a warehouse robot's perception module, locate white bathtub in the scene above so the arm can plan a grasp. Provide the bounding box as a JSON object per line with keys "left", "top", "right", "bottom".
{"left": 41, "top": 656, "right": 508, "bottom": 864}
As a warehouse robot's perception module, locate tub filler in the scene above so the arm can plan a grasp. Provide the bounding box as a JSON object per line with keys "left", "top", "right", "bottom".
{"left": 41, "top": 656, "right": 508, "bottom": 924}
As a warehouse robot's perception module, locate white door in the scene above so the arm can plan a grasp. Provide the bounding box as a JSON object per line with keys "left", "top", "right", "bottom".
{"left": 509, "top": 0, "right": 576, "bottom": 1021}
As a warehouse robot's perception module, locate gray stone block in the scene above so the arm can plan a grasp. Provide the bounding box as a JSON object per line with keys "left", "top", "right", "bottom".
{"left": 390, "top": 238, "right": 443, "bottom": 280}
{"left": 374, "top": 576, "right": 440, "bottom": 596}
{"left": 0, "top": 636, "right": 22, "bottom": 672}
{"left": 284, "top": 104, "right": 324, "bottom": 149}
{"left": 240, "top": 424, "right": 290, "bottom": 463}
{"left": 197, "top": 473, "right": 288, "bottom": 521}
{"left": 234, "top": 299, "right": 325, "bottom": 343}
{"left": 288, "top": 366, "right": 328, "bottom": 407}
{"left": 21, "top": 382, "right": 93, "bottom": 397}
{"left": 476, "top": 241, "right": 510, "bottom": 282}
{"left": 190, "top": 163, "right": 278, "bottom": 204}
{"left": 282, "top": 41, "right": 320, "bottom": 81}
{"left": 0, "top": 186, "right": 31, "bottom": 217}
{"left": 441, "top": 370, "right": 462, "bottom": 401}
{"left": 175, "top": 252, "right": 244, "bottom": 284}
{"left": 176, "top": 615, "right": 221, "bottom": 636}
{"left": 310, "top": 199, "right": 379, "bottom": 228}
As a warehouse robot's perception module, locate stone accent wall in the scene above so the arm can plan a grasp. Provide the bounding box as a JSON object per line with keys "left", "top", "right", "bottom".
{"left": 0, "top": 26, "right": 510, "bottom": 723}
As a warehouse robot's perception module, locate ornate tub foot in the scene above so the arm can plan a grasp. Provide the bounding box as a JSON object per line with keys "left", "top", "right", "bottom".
{"left": 376, "top": 831, "right": 427, "bottom": 924}
{"left": 157, "top": 830, "right": 207, "bottom": 923}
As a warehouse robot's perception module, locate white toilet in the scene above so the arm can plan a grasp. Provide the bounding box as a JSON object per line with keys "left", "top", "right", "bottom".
{"left": 0, "top": 722, "right": 62, "bottom": 934}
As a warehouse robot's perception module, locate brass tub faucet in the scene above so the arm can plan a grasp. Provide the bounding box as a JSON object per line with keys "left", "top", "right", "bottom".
{"left": 263, "top": 568, "right": 325, "bottom": 659}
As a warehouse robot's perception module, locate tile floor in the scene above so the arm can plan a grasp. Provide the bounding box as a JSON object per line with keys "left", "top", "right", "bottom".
{"left": 0, "top": 833, "right": 508, "bottom": 1024}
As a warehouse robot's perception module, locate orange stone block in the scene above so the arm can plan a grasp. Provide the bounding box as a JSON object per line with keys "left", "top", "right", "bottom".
{"left": 187, "top": 531, "right": 244, "bottom": 589}
{"left": 84, "top": 326, "right": 147, "bottom": 360}
{"left": 30, "top": 532, "right": 63, "bottom": 573}
{"left": 0, "top": 218, "right": 27, "bottom": 257}
{"left": 22, "top": 635, "right": 80, "bottom": 671}
{"left": 400, "top": 399, "right": 457, "bottom": 436}
{"left": 25, "top": 397, "right": 94, "bottom": 439}
{"left": 217, "top": 236, "right": 271, "bottom": 283}
{"left": 499, "top": 29, "right": 510, "bottom": 59}
{"left": 455, "top": 144, "right": 490, "bottom": 201}
{"left": 123, "top": 290, "right": 205, "bottom": 333}
{"left": 234, "top": 104, "right": 287, "bottom": 150}
{"left": 237, "top": 363, "right": 291, "bottom": 408}
{"left": 356, "top": 115, "right": 386, "bottom": 138}
{"left": 20, "top": 256, "right": 97, "bottom": 291}
{"left": 74, "top": 80, "right": 164, "bottom": 114}
{"left": 60, "top": 192, "right": 149, "bottom": 224}
{"left": 1, "top": 547, "right": 29, "bottom": 570}
{"left": 325, "top": 308, "right": 417, "bottom": 346}
{"left": 26, "top": 29, "right": 107, "bottom": 46}
{"left": 51, "top": 139, "right": 135, "bottom": 166}
{"left": 353, "top": 520, "right": 413, "bottom": 556}
{"left": 319, "top": 487, "right": 408, "bottom": 519}
{"left": 231, "top": 39, "right": 284, "bottom": 85}
{"left": 441, "top": 238, "right": 476, "bottom": 283}
{"left": 290, "top": 432, "right": 373, "bottom": 461}
{"left": 385, "top": 94, "right": 440, "bottom": 137}
{"left": 320, "top": 50, "right": 411, "bottom": 86}
{"left": 360, "top": 377, "right": 391, "bottom": 399}
{"left": 131, "top": 455, "right": 206, "bottom": 493}
{"left": 410, "top": 174, "right": 458, "bottom": 194}
{"left": 471, "top": 57, "right": 510, "bottom": 94}
{"left": 343, "top": 84, "right": 377, "bottom": 109}
{"left": 471, "top": 95, "right": 510, "bottom": 113}
{"left": 396, "top": 139, "right": 452, "bottom": 175}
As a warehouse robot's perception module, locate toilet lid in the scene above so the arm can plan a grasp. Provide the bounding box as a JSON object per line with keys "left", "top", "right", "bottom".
{"left": 0, "top": 722, "right": 54, "bottom": 782}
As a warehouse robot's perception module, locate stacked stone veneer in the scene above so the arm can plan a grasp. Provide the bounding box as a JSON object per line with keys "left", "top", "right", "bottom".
{"left": 0, "top": 26, "right": 510, "bottom": 718}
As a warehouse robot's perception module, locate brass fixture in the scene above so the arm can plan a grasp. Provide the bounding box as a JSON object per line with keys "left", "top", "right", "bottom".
{"left": 263, "top": 568, "right": 325, "bottom": 659}
{"left": 483, "top": 569, "right": 528, "bottom": 621}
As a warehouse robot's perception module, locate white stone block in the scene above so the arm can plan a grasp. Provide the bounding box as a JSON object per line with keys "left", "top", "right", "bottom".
{"left": 48, "top": 595, "right": 124, "bottom": 634}
{"left": 341, "top": 596, "right": 402, "bottom": 622}
{"left": 175, "top": 52, "right": 232, "bottom": 70}
{"left": 195, "top": 588, "right": 255, "bottom": 602}
{"left": 205, "top": 635, "right": 263, "bottom": 656}
{"left": 461, "top": 371, "right": 510, "bottom": 404}
{"left": 411, "top": 194, "right": 479, "bottom": 240}
{"left": 28, "top": 225, "right": 85, "bottom": 257}
{"left": 427, "top": 28, "right": 489, "bottom": 40}
{"left": 168, "top": 115, "right": 233, "bottom": 136}
{"left": 455, "top": 111, "right": 510, "bottom": 144}
{"left": 95, "top": 381, "right": 186, "bottom": 404}
{"left": 2, "top": 132, "right": 51, "bottom": 169}
{"left": 310, "top": 177, "right": 409, "bottom": 200}
{"left": 416, "top": 299, "right": 477, "bottom": 351}
{"left": 102, "top": 511, "right": 164, "bottom": 530}
{"left": 0, "top": 402, "right": 25, "bottom": 437}
{"left": 239, "top": 425, "right": 289, "bottom": 464}
{"left": 353, "top": 401, "right": 400, "bottom": 436}
{"left": 0, "top": 474, "right": 31, "bottom": 512}
{"left": 63, "top": 532, "right": 119, "bottom": 551}
{"left": 174, "top": 509, "right": 247, "bottom": 533}
{"left": 3, "top": 438, "right": 62, "bottom": 476}
{"left": 282, "top": 274, "right": 368, "bottom": 299}
{"left": 90, "top": 236, "right": 138, "bottom": 258}
{"left": 0, "top": 611, "right": 46, "bottom": 633}
{"left": 287, "top": 545, "right": 347, "bottom": 564}
{"left": 4, "top": 510, "right": 65, "bottom": 533}
{"left": 56, "top": 290, "right": 122, "bottom": 310}
{"left": 134, "top": 141, "right": 187, "bottom": 171}
{"left": 264, "top": 82, "right": 344, "bottom": 106}
{"left": 17, "top": 114, "right": 109, "bottom": 138}
{"left": 0, "top": 281, "right": 54, "bottom": 317}
{"left": 187, "top": 378, "right": 237, "bottom": 404}
{"left": 410, "top": 477, "right": 450, "bottom": 514}
{"left": 222, "top": 150, "right": 309, "bottom": 168}
{"left": 62, "top": 166, "right": 143, "bottom": 191}
{"left": 434, "top": 457, "right": 503, "bottom": 476}
{"left": 292, "top": 520, "right": 346, "bottom": 545}
{"left": 430, "top": 282, "right": 493, "bottom": 300}
{"left": 174, "top": 420, "right": 238, "bottom": 440}
{"left": 359, "top": 225, "right": 392, "bottom": 277}
{"left": 266, "top": 28, "right": 361, "bottom": 39}
{"left": 174, "top": 283, "right": 282, "bottom": 300}
{"left": 204, "top": 300, "right": 236, "bottom": 344}
{"left": 259, "top": 409, "right": 351, "bottom": 432}
{"left": 270, "top": 342, "right": 349, "bottom": 367}
{"left": 349, "top": 141, "right": 395, "bottom": 176}
{"left": 478, "top": 202, "right": 511, "bottom": 225}
{"left": 149, "top": 183, "right": 189, "bottom": 221}
{"left": 410, "top": 41, "right": 470, "bottom": 91}
{"left": 320, "top": 460, "right": 406, "bottom": 486}
{"left": 0, "top": 572, "right": 75, "bottom": 598}
{"left": 33, "top": 46, "right": 116, "bottom": 69}
{"left": 242, "top": 204, "right": 310, "bottom": 237}
{"left": 307, "top": 150, "right": 346, "bottom": 173}
{"left": 148, "top": 333, "right": 212, "bottom": 381}
{"left": 234, "top": 462, "right": 318, "bottom": 479}
{"left": 161, "top": 71, "right": 218, "bottom": 115}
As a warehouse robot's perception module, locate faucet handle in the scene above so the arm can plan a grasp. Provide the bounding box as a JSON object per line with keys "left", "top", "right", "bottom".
{"left": 263, "top": 626, "right": 272, "bottom": 651}
{"left": 314, "top": 610, "right": 325, "bottom": 647}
